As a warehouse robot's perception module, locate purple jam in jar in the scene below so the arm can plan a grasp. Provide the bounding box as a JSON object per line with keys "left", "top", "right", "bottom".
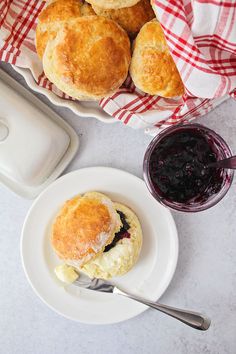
{"left": 149, "top": 129, "right": 223, "bottom": 203}
{"left": 143, "top": 124, "right": 234, "bottom": 212}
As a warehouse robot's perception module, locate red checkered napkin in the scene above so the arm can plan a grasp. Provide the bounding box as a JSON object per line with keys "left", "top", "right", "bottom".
{"left": 0, "top": 0, "right": 235, "bottom": 134}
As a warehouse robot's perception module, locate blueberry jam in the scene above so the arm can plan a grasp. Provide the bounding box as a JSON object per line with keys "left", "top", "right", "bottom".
{"left": 149, "top": 128, "right": 224, "bottom": 204}
{"left": 104, "top": 211, "right": 130, "bottom": 252}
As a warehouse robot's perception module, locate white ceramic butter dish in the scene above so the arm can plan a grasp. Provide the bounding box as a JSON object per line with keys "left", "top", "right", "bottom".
{"left": 0, "top": 69, "right": 79, "bottom": 198}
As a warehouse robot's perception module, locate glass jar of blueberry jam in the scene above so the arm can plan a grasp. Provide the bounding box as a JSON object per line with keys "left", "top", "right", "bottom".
{"left": 143, "top": 123, "right": 234, "bottom": 212}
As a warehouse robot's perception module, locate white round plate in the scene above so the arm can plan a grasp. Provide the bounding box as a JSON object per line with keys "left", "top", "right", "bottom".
{"left": 21, "top": 167, "right": 178, "bottom": 324}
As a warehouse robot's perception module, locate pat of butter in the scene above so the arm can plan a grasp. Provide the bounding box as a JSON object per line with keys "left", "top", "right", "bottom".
{"left": 54, "top": 264, "right": 79, "bottom": 284}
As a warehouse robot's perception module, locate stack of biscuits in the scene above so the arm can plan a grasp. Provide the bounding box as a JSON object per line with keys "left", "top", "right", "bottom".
{"left": 36, "top": 0, "right": 184, "bottom": 100}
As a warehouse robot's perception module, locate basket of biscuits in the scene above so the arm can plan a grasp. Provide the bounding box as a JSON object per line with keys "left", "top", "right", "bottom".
{"left": 0, "top": 0, "right": 235, "bottom": 132}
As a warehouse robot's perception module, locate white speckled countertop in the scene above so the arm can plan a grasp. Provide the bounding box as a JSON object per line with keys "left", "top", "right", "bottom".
{"left": 0, "top": 62, "right": 236, "bottom": 354}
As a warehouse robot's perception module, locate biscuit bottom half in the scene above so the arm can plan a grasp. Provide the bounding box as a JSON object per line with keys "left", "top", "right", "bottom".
{"left": 68, "top": 202, "right": 142, "bottom": 279}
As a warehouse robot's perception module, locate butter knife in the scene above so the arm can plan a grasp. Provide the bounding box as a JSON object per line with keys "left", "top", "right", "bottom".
{"left": 74, "top": 276, "right": 210, "bottom": 330}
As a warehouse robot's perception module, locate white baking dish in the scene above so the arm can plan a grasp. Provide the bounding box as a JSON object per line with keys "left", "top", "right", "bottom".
{"left": 12, "top": 66, "right": 115, "bottom": 124}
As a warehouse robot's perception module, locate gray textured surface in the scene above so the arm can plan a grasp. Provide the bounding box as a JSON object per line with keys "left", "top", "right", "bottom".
{"left": 0, "top": 61, "right": 236, "bottom": 354}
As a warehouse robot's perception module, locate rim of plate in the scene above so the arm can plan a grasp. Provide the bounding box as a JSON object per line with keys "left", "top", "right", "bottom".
{"left": 21, "top": 167, "right": 179, "bottom": 324}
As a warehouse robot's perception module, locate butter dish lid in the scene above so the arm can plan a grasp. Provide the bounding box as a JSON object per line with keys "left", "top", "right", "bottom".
{"left": 0, "top": 69, "right": 79, "bottom": 198}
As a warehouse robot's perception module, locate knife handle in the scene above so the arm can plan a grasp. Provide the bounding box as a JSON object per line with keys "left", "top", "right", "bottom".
{"left": 114, "top": 287, "right": 210, "bottom": 331}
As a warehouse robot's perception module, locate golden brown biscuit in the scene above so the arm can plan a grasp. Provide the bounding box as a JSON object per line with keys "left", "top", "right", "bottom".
{"left": 36, "top": 0, "right": 95, "bottom": 59}
{"left": 92, "top": 0, "right": 155, "bottom": 38}
{"left": 51, "top": 192, "right": 121, "bottom": 266}
{"left": 130, "top": 20, "right": 184, "bottom": 97}
{"left": 43, "top": 16, "right": 131, "bottom": 100}
{"left": 87, "top": 0, "right": 139, "bottom": 10}
{"left": 80, "top": 1, "right": 96, "bottom": 14}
